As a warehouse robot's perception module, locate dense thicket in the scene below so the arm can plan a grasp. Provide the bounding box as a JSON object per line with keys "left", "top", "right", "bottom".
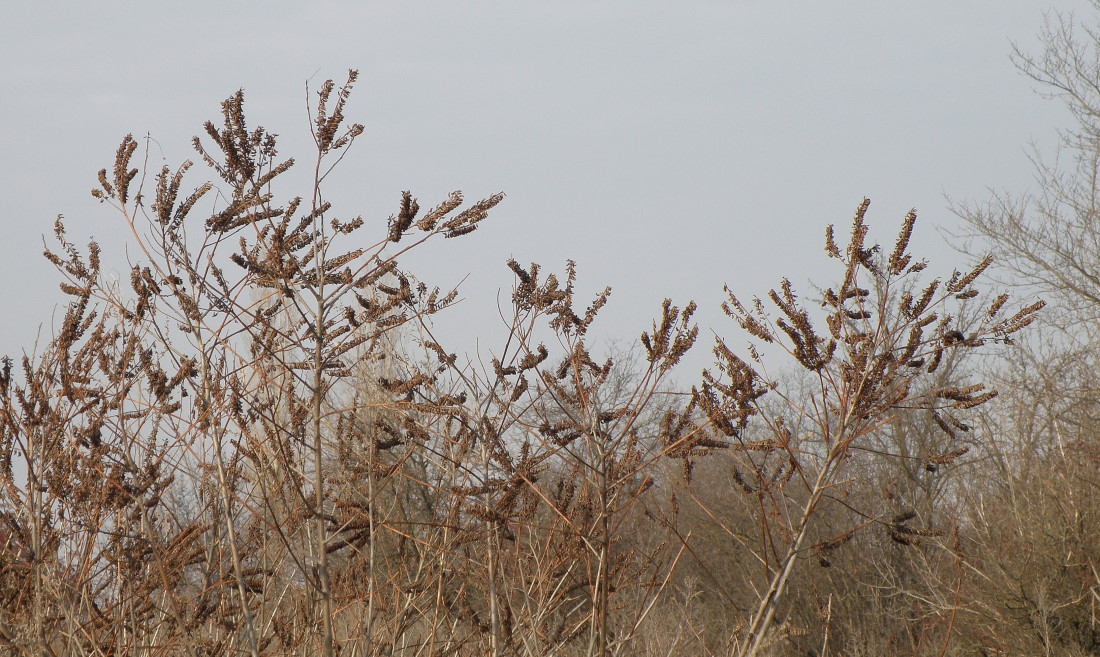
{"left": 2, "top": 10, "right": 1100, "bottom": 654}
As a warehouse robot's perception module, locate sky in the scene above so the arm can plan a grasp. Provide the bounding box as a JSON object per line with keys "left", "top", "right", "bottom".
{"left": 0, "top": 1, "right": 1091, "bottom": 377}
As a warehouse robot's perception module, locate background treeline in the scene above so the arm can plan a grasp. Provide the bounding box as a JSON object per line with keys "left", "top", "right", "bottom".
{"left": 2, "top": 13, "right": 1100, "bottom": 657}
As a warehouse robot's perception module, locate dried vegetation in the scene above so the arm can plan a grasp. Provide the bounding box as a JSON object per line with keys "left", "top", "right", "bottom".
{"left": 0, "top": 63, "right": 1081, "bottom": 657}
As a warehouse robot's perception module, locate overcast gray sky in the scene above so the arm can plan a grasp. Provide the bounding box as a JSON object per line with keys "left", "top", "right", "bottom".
{"left": 1, "top": 1, "right": 1088, "bottom": 373}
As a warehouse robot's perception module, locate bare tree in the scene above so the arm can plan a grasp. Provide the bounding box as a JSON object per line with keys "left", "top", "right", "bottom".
{"left": 952, "top": 4, "right": 1100, "bottom": 330}
{"left": 945, "top": 9, "right": 1100, "bottom": 654}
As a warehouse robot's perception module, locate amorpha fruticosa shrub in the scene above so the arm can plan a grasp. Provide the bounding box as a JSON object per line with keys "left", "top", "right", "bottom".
{"left": 0, "top": 70, "right": 1044, "bottom": 657}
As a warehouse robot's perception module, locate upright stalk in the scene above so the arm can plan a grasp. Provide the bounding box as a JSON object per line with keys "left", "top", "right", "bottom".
{"left": 311, "top": 150, "right": 336, "bottom": 657}
{"left": 484, "top": 439, "right": 502, "bottom": 657}
{"left": 593, "top": 437, "right": 612, "bottom": 657}
{"left": 27, "top": 420, "right": 45, "bottom": 655}
{"left": 738, "top": 461, "right": 834, "bottom": 657}
{"left": 313, "top": 329, "right": 336, "bottom": 657}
